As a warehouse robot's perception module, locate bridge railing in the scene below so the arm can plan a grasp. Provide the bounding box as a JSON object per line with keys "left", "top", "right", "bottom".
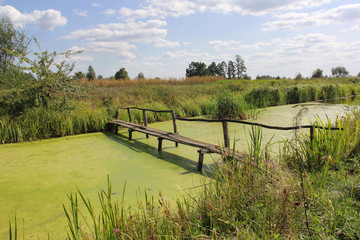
{"left": 116, "top": 106, "right": 342, "bottom": 148}
{"left": 116, "top": 106, "right": 178, "bottom": 146}
{"left": 176, "top": 117, "right": 343, "bottom": 148}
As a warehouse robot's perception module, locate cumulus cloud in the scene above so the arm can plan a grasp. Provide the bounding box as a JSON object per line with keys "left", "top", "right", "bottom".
{"left": 119, "top": 0, "right": 331, "bottom": 19}
{"left": 263, "top": 4, "right": 360, "bottom": 31}
{"left": 0, "top": 5, "right": 67, "bottom": 30}
{"left": 63, "top": 19, "right": 171, "bottom": 59}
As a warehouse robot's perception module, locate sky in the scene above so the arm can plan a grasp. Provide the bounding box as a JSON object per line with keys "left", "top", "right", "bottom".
{"left": 1, "top": 0, "right": 360, "bottom": 79}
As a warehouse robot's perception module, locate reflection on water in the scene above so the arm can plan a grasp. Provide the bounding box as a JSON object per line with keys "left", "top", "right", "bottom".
{"left": 0, "top": 99, "right": 356, "bottom": 239}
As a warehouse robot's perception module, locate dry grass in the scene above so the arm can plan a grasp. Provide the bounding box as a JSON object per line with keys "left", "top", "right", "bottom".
{"left": 79, "top": 76, "right": 223, "bottom": 87}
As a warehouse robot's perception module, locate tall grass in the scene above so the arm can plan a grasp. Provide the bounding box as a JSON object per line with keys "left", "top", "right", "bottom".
{"left": 0, "top": 104, "right": 109, "bottom": 143}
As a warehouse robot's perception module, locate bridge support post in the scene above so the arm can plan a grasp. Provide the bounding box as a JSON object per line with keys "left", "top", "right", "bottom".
{"left": 128, "top": 129, "right": 133, "bottom": 141}
{"left": 222, "top": 120, "right": 230, "bottom": 148}
{"left": 197, "top": 149, "right": 205, "bottom": 171}
{"left": 158, "top": 138, "right": 163, "bottom": 152}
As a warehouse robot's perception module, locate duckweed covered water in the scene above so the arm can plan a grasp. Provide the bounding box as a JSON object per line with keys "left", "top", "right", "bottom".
{"left": 0, "top": 102, "right": 350, "bottom": 239}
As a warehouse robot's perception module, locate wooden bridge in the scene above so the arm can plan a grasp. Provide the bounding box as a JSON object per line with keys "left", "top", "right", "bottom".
{"left": 108, "top": 107, "right": 343, "bottom": 171}
{"left": 108, "top": 107, "right": 242, "bottom": 171}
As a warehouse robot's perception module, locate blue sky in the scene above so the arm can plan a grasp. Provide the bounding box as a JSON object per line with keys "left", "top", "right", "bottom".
{"left": 1, "top": 0, "right": 360, "bottom": 79}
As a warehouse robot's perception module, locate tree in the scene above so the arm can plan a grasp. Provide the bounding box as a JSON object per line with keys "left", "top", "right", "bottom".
{"left": 86, "top": 65, "right": 96, "bottom": 81}
{"left": 0, "top": 38, "right": 83, "bottom": 114}
{"left": 185, "top": 62, "right": 209, "bottom": 77}
{"left": 137, "top": 72, "right": 145, "bottom": 79}
{"left": 97, "top": 75, "right": 103, "bottom": 79}
{"left": 207, "top": 62, "right": 219, "bottom": 76}
{"left": 217, "top": 61, "right": 227, "bottom": 78}
{"left": 235, "top": 55, "right": 246, "bottom": 78}
{"left": 312, "top": 68, "right": 323, "bottom": 78}
{"left": 115, "top": 67, "right": 129, "bottom": 80}
{"left": 0, "top": 16, "right": 30, "bottom": 69}
{"left": 73, "top": 71, "right": 85, "bottom": 80}
{"left": 332, "top": 66, "right": 349, "bottom": 77}
{"left": 227, "top": 60, "right": 235, "bottom": 79}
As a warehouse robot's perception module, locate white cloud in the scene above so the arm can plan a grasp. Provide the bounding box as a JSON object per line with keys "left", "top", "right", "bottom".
{"left": 101, "top": 8, "right": 117, "bottom": 16}
{"left": 341, "top": 25, "right": 359, "bottom": 33}
{"left": 263, "top": 4, "right": 360, "bottom": 31}
{"left": 63, "top": 19, "right": 172, "bottom": 59}
{"left": 64, "top": 19, "right": 167, "bottom": 43}
{"left": 0, "top": 5, "right": 67, "bottom": 30}
{"left": 91, "top": 3, "right": 101, "bottom": 7}
{"left": 119, "top": 0, "right": 331, "bottom": 19}
{"left": 73, "top": 9, "right": 88, "bottom": 17}
{"left": 154, "top": 39, "right": 180, "bottom": 47}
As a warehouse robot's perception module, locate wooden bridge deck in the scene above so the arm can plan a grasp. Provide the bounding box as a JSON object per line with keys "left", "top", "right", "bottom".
{"left": 108, "top": 119, "right": 243, "bottom": 171}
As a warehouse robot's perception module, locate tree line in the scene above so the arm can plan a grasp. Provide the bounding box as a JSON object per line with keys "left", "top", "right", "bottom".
{"left": 186, "top": 55, "right": 249, "bottom": 79}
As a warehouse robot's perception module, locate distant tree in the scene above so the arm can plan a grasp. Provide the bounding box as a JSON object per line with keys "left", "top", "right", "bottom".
{"left": 332, "top": 66, "right": 349, "bottom": 77}
{"left": 295, "top": 72, "right": 302, "bottom": 81}
{"left": 186, "top": 62, "right": 209, "bottom": 77}
{"left": 358, "top": 72, "right": 360, "bottom": 77}
{"left": 115, "top": 67, "right": 129, "bottom": 80}
{"left": 137, "top": 72, "right": 145, "bottom": 79}
{"left": 217, "top": 61, "right": 227, "bottom": 78}
{"left": 97, "top": 75, "right": 103, "bottom": 79}
{"left": 86, "top": 65, "right": 96, "bottom": 81}
{"left": 227, "top": 60, "right": 235, "bottom": 79}
{"left": 235, "top": 55, "right": 246, "bottom": 78}
{"left": 207, "top": 62, "right": 219, "bottom": 76}
{"left": 73, "top": 71, "right": 85, "bottom": 80}
{"left": 0, "top": 16, "right": 30, "bottom": 69}
{"left": 312, "top": 68, "right": 323, "bottom": 78}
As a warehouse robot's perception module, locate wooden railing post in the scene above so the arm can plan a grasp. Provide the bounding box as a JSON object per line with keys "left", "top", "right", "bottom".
{"left": 127, "top": 108, "right": 132, "bottom": 122}
{"left": 310, "top": 126, "right": 314, "bottom": 143}
{"left": 143, "top": 110, "right": 149, "bottom": 138}
{"left": 222, "top": 120, "right": 230, "bottom": 148}
{"left": 171, "top": 110, "right": 178, "bottom": 147}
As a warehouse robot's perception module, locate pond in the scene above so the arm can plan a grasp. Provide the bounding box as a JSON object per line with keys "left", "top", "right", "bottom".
{"left": 0, "top": 101, "right": 352, "bottom": 239}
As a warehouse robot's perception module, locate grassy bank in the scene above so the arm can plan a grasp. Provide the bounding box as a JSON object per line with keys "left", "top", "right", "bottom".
{"left": 38, "top": 108, "right": 359, "bottom": 239}
{"left": 2, "top": 76, "right": 360, "bottom": 143}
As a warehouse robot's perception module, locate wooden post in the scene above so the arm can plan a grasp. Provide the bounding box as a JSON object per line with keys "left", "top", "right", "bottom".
{"left": 143, "top": 110, "right": 149, "bottom": 138}
{"left": 310, "top": 126, "right": 314, "bottom": 143}
{"left": 115, "top": 106, "right": 120, "bottom": 119}
{"left": 222, "top": 120, "right": 230, "bottom": 148}
{"left": 171, "top": 110, "right": 178, "bottom": 147}
{"left": 158, "top": 138, "right": 163, "bottom": 152}
{"left": 114, "top": 124, "right": 118, "bottom": 134}
{"left": 127, "top": 108, "right": 132, "bottom": 122}
{"left": 128, "top": 129, "right": 133, "bottom": 141}
{"left": 197, "top": 149, "right": 204, "bottom": 171}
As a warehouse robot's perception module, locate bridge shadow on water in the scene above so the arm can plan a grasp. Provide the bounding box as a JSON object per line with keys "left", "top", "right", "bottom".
{"left": 103, "top": 132, "right": 216, "bottom": 178}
